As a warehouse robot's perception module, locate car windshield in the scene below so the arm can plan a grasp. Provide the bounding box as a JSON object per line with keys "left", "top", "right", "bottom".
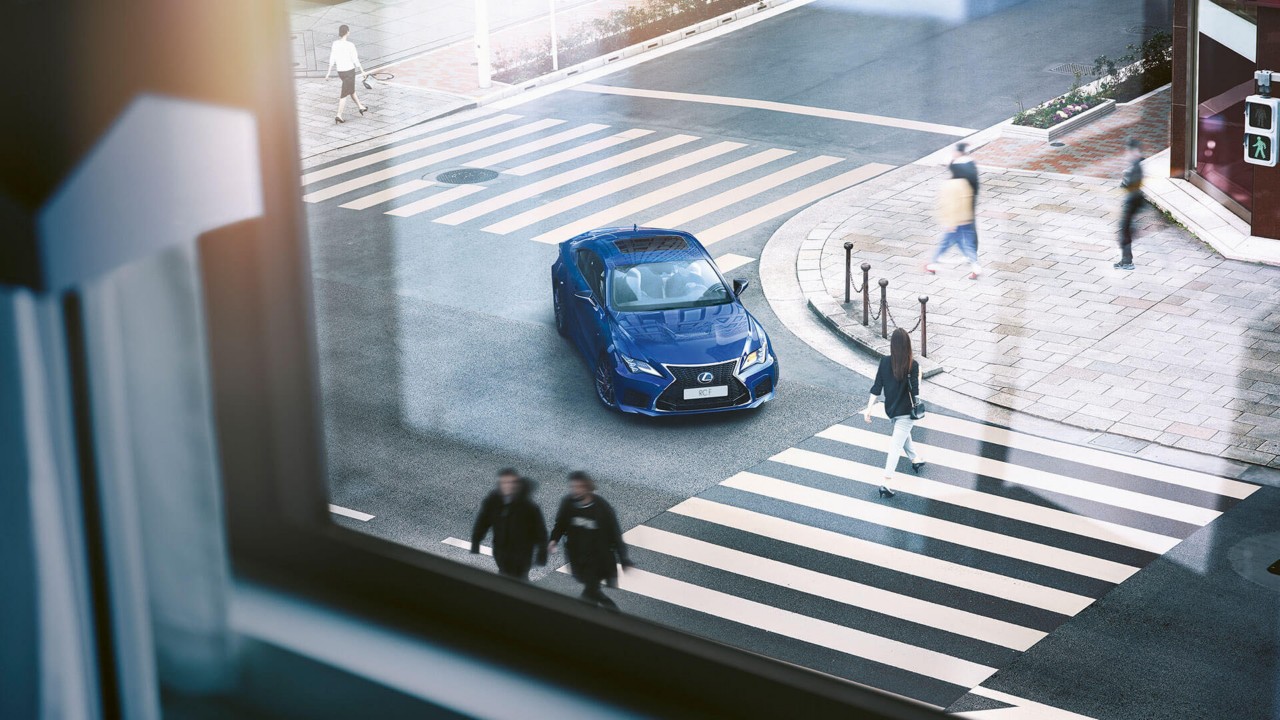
{"left": 609, "top": 258, "right": 732, "bottom": 312}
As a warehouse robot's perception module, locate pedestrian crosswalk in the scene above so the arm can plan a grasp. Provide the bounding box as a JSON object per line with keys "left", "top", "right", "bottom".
{"left": 504, "top": 409, "right": 1255, "bottom": 709}
{"left": 299, "top": 111, "right": 893, "bottom": 271}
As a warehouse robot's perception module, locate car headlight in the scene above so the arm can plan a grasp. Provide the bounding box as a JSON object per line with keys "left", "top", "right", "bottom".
{"left": 741, "top": 338, "right": 769, "bottom": 369}
{"left": 620, "top": 353, "right": 662, "bottom": 377}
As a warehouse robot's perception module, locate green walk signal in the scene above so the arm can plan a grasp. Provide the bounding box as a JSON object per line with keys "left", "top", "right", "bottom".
{"left": 1254, "top": 135, "right": 1269, "bottom": 159}
{"left": 1245, "top": 95, "right": 1280, "bottom": 167}
{"left": 1246, "top": 132, "right": 1275, "bottom": 166}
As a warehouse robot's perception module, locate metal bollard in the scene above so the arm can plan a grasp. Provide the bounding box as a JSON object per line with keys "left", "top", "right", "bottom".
{"left": 860, "top": 263, "right": 871, "bottom": 326}
{"left": 843, "top": 241, "right": 853, "bottom": 304}
{"left": 878, "top": 278, "right": 889, "bottom": 339}
{"left": 919, "top": 296, "right": 929, "bottom": 358}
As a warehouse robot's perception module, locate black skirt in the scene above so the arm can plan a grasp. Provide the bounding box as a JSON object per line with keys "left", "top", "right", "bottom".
{"left": 338, "top": 69, "right": 356, "bottom": 98}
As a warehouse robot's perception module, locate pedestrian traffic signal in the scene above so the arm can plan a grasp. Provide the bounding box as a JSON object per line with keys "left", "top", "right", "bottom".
{"left": 1244, "top": 95, "right": 1280, "bottom": 167}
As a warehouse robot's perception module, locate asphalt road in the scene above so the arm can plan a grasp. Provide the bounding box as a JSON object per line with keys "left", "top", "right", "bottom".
{"left": 293, "top": 0, "right": 1280, "bottom": 716}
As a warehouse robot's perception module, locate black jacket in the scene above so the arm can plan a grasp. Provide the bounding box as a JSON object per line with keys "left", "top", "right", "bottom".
{"left": 550, "top": 494, "right": 631, "bottom": 586}
{"left": 870, "top": 355, "right": 920, "bottom": 420}
{"left": 1121, "top": 157, "right": 1144, "bottom": 201}
{"left": 950, "top": 158, "right": 979, "bottom": 199}
{"left": 471, "top": 481, "right": 548, "bottom": 567}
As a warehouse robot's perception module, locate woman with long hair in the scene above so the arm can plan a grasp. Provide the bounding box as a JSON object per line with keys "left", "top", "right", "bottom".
{"left": 863, "top": 328, "right": 925, "bottom": 498}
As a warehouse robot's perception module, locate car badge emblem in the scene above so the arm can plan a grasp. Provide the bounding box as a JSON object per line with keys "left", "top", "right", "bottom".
{"left": 697, "top": 372, "right": 714, "bottom": 384}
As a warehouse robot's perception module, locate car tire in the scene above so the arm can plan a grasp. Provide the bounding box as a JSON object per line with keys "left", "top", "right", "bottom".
{"left": 553, "top": 281, "right": 568, "bottom": 337}
{"left": 594, "top": 353, "right": 618, "bottom": 409}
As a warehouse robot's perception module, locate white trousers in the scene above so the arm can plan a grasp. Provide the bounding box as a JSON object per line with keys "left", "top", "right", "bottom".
{"left": 884, "top": 416, "right": 918, "bottom": 476}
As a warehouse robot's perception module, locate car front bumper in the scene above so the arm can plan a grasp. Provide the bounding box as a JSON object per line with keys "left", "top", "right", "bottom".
{"left": 611, "top": 355, "right": 778, "bottom": 416}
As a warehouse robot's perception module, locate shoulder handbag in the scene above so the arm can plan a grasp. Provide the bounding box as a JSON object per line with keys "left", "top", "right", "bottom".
{"left": 908, "top": 364, "right": 926, "bottom": 420}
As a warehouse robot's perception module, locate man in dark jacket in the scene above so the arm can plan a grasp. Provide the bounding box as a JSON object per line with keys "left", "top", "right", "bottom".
{"left": 549, "top": 471, "right": 632, "bottom": 611}
{"left": 949, "top": 142, "right": 980, "bottom": 250}
{"left": 1115, "top": 138, "right": 1144, "bottom": 270}
{"left": 471, "top": 468, "right": 548, "bottom": 581}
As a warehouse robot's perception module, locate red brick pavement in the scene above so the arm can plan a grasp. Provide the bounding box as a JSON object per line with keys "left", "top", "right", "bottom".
{"left": 973, "top": 87, "right": 1170, "bottom": 179}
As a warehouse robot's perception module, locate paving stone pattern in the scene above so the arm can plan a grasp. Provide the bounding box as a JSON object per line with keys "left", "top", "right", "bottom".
{"left": 974, "top": 88, "right": 1170, "bottom": 179}
{"left": 294, "top": 77, "right": 468, "bottom": 159}
{"left": 815, "top": 163, "right": 1280, "bottom": 468}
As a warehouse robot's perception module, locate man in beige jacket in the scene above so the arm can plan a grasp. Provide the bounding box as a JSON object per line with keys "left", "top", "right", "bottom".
{"left": 925, "top": 164, "right": 981, "bottom": 279}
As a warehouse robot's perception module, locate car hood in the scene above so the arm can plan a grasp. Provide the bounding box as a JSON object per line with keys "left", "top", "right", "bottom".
{"left": 613, "top": 302, "right": 756, "bottom": 366}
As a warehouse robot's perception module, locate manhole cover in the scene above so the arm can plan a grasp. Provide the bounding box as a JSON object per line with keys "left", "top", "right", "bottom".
{"left": 435, "top": 168, "right": 499, "bottom": 184}
{"left": 1050, "top": 142, "right": 1066, "bottom": 147}
{"left": 1046, "top": 62, "right": 1093, "bottom": 76}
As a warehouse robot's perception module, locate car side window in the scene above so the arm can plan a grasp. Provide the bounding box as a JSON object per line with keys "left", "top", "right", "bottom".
{"left": 576, "top": 249, "right": 605, "bottom": 299}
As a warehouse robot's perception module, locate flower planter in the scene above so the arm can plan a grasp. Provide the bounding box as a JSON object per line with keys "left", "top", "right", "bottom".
{"left": 1003, "top": 99, "right": 1116, "bottom": 142}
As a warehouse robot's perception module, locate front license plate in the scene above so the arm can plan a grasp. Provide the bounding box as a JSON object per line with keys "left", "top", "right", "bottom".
{"left": 684, "top": 385, "right": 728, "bottom": 400}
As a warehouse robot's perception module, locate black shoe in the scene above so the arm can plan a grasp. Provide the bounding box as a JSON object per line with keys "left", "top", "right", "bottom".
{"left": 878, "top": 485, "right": 895, "bottom": 498}
{"left": 334, "top": 116, "right": 345, "bottom": 124}
{"left": 911, "top": 461, "right": 926, "bottom": 474}
{"left": 358, "top": 105, "right": 369, "bottom": 115}
{"left": 1113, "top": 262, "right": 1134, "bottom": 270}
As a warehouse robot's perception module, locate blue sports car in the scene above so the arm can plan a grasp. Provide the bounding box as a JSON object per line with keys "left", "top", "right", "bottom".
{"left": 551, "top": 227, "right": 778, "bottom": 415}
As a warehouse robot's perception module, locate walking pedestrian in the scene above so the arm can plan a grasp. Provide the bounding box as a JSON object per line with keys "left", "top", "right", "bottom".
{"left": 863, "top": 328, "right": 925, "bottom": 498}
{"left": 1115, "top": 138, "right": 1144, "bottom": 270}
{"left": 323, "top": 25, "right": 368, "bottom": 125}
{"left": 548, "top": 471, "right": 632, "bottom": 611}
{"left": 470, "top": 468, "right": 548, "bottom": 581}
{"left": 925, "top": 163, "right": 981, "bottom": 279}
{"left": 949, "top": 142, "right": 980, "bottom": 250}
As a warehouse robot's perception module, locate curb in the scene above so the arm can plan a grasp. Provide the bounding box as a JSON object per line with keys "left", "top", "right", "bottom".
{"left": 376, "top": 0, "right": 804, "bottom": 109}
{"left": 805, "top": 296, "right": 945, "bottom": 378}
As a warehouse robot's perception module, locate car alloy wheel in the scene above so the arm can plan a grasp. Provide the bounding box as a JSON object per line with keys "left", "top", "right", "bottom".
{"left": 594, "top": 354, "right": 617, "bottom": 408}
{"left": 553, "top": 286, "right": 567, "bottom": 337}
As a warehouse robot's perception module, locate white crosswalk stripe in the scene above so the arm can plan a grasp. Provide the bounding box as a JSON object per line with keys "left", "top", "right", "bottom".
{"left": 486, "top": 141, "right": 747, "bottom": 236}
{"left": 713, "top": 253, "right": 755, "bottom": 273}
{"left": 299, "top": 117, "right": 898, "bottom": 249}
{"left": 385, "top": 184, "right": 485, "bottom": 218}
{"left": 528, "top": 414, "right": 1258, "bottom": 706}
{"left": 434, "top": 133, "right": 699, "bottom": 226}
{"left": 302, "top": 118, "right": 564, "bottom": 203}
{"left": 528, "top": 147, "right": 794, "bottom": 244}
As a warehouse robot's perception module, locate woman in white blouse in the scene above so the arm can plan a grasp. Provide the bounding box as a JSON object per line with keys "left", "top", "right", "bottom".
{"left": 324, "top": 25, "right": 368, "bottom": 124}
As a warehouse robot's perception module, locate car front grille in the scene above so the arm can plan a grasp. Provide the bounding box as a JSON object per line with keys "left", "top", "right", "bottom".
{"left": 655, "top": 360, "right": 749, "bottom": 412}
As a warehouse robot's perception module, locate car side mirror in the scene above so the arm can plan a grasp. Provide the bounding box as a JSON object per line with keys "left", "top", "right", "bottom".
{"left": 574, "top": 291, "right": 598, "bottom": 309}
{"left": 732, "top": 279, "right": 749, "bottom": 297}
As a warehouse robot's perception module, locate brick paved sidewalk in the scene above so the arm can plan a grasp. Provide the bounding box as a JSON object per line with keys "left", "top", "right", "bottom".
{"left": 808, "top": 162, "right": 1280, "bottom": 468}
{"left": 975, "top": 87, "right": 1170, "bottom": 178}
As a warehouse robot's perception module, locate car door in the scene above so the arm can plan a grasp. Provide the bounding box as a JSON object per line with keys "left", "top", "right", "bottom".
{"left": 572, "top": 248, "right": 609, "bottom": 360}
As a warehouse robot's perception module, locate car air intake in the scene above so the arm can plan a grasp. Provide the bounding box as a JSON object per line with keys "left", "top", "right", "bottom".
{"left": 655, "top": 360, "right": 749, "bottom": 412}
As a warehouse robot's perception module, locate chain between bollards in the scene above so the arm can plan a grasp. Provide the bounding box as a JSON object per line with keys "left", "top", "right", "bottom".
{"left": 919, "top": 295, "right": 929, "bottom": 358}
{"left": 878, "top": 278, "right": 889, "bottom": 339}
{"left": 843, "top": 241, "right": 853, "bottom": 304}
{"left": 860, "top": 263, "right": 871, "bottom": 326}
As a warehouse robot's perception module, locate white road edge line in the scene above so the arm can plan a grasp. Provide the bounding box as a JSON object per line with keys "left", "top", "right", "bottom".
{"left": 329, "top": 504, "right": 375, "bottom": 522}
{"left": 572, "top": 84, "right": 977, "bottom": 136}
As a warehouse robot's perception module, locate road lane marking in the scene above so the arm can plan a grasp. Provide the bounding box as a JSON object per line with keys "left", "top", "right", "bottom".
{"left": 465, "top": 123, "right": 610, "bottom": 168}
{"left": 527, "top": 146, "right": 791, "bottom": 243}
{"left": 965, "top": 686, "right": 1100, "bottom": 719}
{"left": 669, "top": 498, "right": 1092, "bottom": 615}
{"left": 488, "top": 140, "right": 745, "bottom": 235}
{"left": 773, "top": 447, "right": 1181, "bottom": 554}
{"left": 571, "top": 84, "right": 977, "bottom": 136}
{"left": 713, "top": 253, "right": 755, "bottom": 273}
{"left": 340, "top": 179, "right": 434, "bottom": 210}
{"left": 696, "top": 163, "right": 895, "bottom": 245}
{"left": 645, "top": 154, "right": 843, "bottom": 228}
{"left": 302, "top": 118, "right": 564, "bottom": 203}
{"left": 435, "top": 134, "right": 699, "bottom": 226}
{"left": 504, "top": 128, "right": 654, "bottom": 176}
{"left": 386, "top": 184, "right": 486, "bottom": 218}
{"left": 301, "top": 114, "right": 522, "bottom": 185}
{"left": 820, "top": 424, "right": 1219, "bottom": 527}
{"left": 559, "top": 565, "right": 996, "bottom": 688}
{"left": 869, "top": 407, "right": 1256, "bottom": 500}
{"left": 625, "top": 526, "right": 1047, "bottom": 651}
{"left": 329, "top": 504, "right": 374, "bottom": 522}
{"left": 443, "top": 536, "right": 490, "bottom": 555}
{"left": 722, "top": 472, "right": 1138, "bottom": 583}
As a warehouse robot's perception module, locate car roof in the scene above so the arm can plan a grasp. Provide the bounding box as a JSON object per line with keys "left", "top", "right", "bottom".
{"left": 570, "top": 227, "right": 709, "bottom": 266}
